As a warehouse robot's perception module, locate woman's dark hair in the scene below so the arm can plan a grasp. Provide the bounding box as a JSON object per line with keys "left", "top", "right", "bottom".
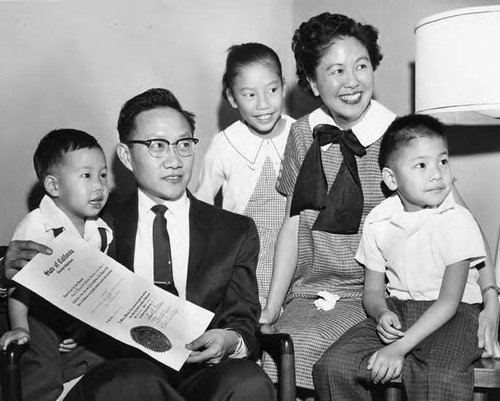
{"left": 222, "top": 42, "right": 283, "bottom": 100}
{"left": 292, "top": 13, "right": 383, "bottom": 97}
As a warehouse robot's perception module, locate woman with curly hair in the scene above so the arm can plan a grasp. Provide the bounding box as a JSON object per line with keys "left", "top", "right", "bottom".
{"left": 260, "top": 12, "right": 397, "bottom": 394}
{"left": 261, "top": 11, "right": 500, "bottom": 398}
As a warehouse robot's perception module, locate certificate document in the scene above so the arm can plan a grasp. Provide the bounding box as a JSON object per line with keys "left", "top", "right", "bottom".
{"left": 12, "top": 232, "right": 215, "bottom": 371}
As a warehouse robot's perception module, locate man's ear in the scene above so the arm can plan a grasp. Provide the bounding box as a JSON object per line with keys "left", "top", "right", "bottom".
{"left": 306, "top": 77, "right": 320, "bottom": 97}
{"left": 44, "top": 175, "right": 59, "bottom": 197}
{"left": 382, "top": 167, "right": 398, "bottom": 192}
{"left": 226, "top": 89, "right": 238, "bottom": 109}
{"left": 116, "top": 143, "right": 133, "bottom": 172}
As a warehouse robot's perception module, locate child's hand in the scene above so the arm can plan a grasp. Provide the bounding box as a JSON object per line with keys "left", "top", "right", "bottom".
{"left": 59, "top": 321, "right": 88, "bottom": 353}
{"left": 377, "top": 311, "right": 404, "bottom": 344}
{"left": 0, "top": 327, "right": 30, "bottom": 350}
{"left": 59, "top": 338, "right": 78, "bottom": 353}
{"left": 367, "top": 344, "right": 404, "bottom": 384}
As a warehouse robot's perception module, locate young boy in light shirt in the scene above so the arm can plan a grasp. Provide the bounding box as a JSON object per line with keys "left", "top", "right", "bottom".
{"left": 0, "top": 129, "right": 112, "bottom": 401}
{"left": 313, "top": 114, "right": 488, "bottom": 401}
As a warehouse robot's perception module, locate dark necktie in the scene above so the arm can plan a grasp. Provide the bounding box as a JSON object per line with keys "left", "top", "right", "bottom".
{"left": 151, "top": 205, "right": 178, "bottom": 295}
{"left": 290, "top": 124, "right": 367, "bottom": 234}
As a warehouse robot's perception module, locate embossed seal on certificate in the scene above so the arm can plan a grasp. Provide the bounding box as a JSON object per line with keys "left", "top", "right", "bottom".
{"left": 130, "top": 326, "right": 171, "bottom": 352}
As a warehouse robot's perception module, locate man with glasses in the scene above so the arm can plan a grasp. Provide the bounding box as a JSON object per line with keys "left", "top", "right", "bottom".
{"left": 2, "top": 88, "right": 275, "bottom": 401}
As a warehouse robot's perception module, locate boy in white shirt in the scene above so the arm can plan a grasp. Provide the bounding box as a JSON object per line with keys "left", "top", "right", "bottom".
{"left": 0, "top": 129, "right": 113, "bottom": 401}
{"left": 313, "top": 114, "right": 487, "bottom": 400}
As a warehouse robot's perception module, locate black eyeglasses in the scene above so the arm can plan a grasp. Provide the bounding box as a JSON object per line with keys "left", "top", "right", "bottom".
{"left": 126, "top": 138, "right": 199, "bottom": 158}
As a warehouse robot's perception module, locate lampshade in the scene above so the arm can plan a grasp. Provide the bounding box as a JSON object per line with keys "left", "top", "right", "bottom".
{"left": 415, "top": 6, "right": 500, "bottom": 125}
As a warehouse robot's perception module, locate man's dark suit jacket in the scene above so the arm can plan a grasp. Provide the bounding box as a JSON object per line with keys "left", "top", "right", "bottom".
{"left": 103, "top": 190, "right": 261, "bottom": 360}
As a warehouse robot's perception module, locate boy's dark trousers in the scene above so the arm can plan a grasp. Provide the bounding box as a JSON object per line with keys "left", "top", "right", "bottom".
{"left": 17, "top": 295, "right": 113, "bottom": 401}
{"left": 313, "top": 298, "right": 483, "bottom": 401}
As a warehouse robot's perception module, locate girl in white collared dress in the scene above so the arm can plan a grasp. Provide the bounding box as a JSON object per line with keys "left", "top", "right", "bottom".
{"left": 196, "top": 43, "right": 294, "bottom": 308}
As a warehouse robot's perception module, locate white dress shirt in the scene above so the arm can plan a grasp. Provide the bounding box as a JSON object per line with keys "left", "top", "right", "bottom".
{"left": 133, "top": 189, "right": 190, "bottom": 299}
{"left": 133, "top": 189, "right": 247, "bottom": 357}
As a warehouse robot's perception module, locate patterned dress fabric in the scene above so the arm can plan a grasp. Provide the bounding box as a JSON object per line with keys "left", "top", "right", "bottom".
{"left": 244, "top": 157, "right": 286, "bottom": 308}
{"left": 196, "top": 117, "right": 293, "bottom": 308}
{"left": 262, "top": 103, "right": 395, "bottom": 390}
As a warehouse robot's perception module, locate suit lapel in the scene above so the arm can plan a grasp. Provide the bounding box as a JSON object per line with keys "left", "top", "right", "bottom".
{"left": 113, "top": 192, "right": 138, "bottom": 271}
{"left": 186, "top": 193, "right": 211, "bottom": 299}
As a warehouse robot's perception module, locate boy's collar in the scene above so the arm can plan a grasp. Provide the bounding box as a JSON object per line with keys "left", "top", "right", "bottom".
{"left": 367, "top": 192, "right": 456, "bottom": 234}
{"left": 38, "top": 195, "right": 111, "bottom": 235}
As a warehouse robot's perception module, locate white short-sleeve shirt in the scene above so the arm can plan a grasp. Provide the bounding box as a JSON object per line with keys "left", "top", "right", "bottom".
{"left": 12, "top": 195, "right": 113, "bottom": 251}
{"left": 356, "top": 193, "right": 485, "bottom": 304}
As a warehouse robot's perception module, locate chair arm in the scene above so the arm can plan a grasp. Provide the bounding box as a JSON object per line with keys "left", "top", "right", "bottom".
{"left": 258, "top": 332, "right": 296, "bottom": 401}
{"left": 258, "top": 332, "right": 294, "bottom": 358}
{"left": 1, "top": 342, "right": 24, "bottom": 401}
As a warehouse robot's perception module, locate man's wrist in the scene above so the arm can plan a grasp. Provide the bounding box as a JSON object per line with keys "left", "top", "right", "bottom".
{"left": 224, "top": 329, "right": 247, "bottom": 358}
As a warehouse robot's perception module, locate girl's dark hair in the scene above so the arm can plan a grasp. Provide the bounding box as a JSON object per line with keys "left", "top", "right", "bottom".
{"left": 379, "top": 114, "right": 447, "bottom": 170}
{"left": 222, "top": 42, "right": 283, "bottom": 100}
{"left": 34, "top": 129, "right": 102, "bottom": 181}
{"left": 292, "top": 13, "right": 383, "bottom": 97}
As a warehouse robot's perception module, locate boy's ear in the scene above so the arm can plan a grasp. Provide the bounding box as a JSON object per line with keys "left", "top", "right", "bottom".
{"left": 225, "top": 89, "right": 238, "bottom": 109}
{"left": 306, "top": 76, "right": 320, "bottom": 97}
{"left": 116, "top": 143, "right": 133, "bottom": 172}
{"left": 382, "top": 167, "right": 398, "bottom": 192}
{"left": 44, "top": 175, "right": 59, "bottom": 197}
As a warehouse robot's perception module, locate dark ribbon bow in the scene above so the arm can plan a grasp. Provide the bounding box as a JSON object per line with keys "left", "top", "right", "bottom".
{"left": 290, "top": 124, "right": 367, "bottom": 234}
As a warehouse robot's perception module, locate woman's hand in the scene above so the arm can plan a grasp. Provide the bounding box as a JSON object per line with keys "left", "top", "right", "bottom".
{"left": 259, "top": 306, "right": 280, "bottom": 326}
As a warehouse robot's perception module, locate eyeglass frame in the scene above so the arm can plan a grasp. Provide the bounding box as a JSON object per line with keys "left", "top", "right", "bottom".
{"left": 125, "top": 137, "right": 199, "bottom": 158}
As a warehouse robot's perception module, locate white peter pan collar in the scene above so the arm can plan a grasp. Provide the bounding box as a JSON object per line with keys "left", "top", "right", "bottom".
{"left": 308, "top": 100, "right": 396, "bottom": 147}
{"left": 222, "top": 116, "right": 293, "bottom": 165}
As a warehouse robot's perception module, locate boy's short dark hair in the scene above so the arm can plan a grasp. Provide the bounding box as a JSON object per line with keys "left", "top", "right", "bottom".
{"left": 33, "top": 129, "right": 102, "bottom": 181}
{"left": 117, "top": 88, "right": 196, "bottom": 142}
{"left": 379, "top": 114, "right": 447, "bottom": 170}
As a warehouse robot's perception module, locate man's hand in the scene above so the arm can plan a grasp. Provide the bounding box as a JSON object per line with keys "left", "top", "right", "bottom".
{"left": 478, "top": 302, "right": 500, "bottom": 358}
{"left": 3, "top": 240, "right": 52, "bottom": 280}
{"left": 185, "top": 329, "right": 239, "bottom": 365}
{"left": 367, "top": 344, "right": 404, "bottom": 384}
{"left": 377, "top": 310, "right": 404, "bottom": 344}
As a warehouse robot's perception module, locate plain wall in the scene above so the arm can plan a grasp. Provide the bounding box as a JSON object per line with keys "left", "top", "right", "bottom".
{"left": 0, "top": 0, "right": 294, "bottom": 244}
{"left": 1, "top": 0, "right": 500, "bottom": 265}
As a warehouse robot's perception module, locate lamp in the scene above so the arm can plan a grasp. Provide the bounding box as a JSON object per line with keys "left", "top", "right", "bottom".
{"left": 415, "top": 6, "right": 500, "bottom": 125}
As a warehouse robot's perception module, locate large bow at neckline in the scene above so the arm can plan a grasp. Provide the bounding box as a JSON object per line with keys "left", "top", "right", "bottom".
{"left": 290, "top": 124, "right": 367, "bottom": 234}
